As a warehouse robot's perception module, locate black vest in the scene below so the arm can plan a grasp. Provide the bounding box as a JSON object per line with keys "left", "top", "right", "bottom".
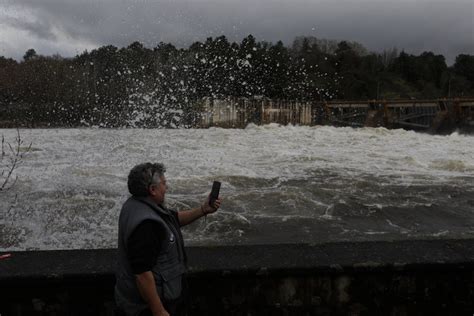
{"left": 115, "top": 196, "right": 187, "bottom": 316}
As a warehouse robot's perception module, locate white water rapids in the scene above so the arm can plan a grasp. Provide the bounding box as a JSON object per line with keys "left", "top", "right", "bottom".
{"left": 1, "top": 125, "right": 473, "bottom": 251}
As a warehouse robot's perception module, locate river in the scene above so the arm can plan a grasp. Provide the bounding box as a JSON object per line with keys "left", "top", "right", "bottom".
{"left": 1, "top": 125, "right": 473, "bottom": 250}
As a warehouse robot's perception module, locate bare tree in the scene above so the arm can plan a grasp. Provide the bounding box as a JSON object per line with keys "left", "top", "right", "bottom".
{"left": 1, "top": 129, "right": 31, "bottom": 192}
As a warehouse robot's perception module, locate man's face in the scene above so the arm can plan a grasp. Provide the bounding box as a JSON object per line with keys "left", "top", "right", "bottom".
{"left": 149, "top": 175, "right": 167, "bottom": 205}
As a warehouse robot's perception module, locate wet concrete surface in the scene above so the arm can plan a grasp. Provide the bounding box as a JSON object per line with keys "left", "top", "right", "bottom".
{"left": 1, "top": 239, "right": 473, "bottom": 315}
{"left": 1, "top": 239, "right": 473, "bottom": 280}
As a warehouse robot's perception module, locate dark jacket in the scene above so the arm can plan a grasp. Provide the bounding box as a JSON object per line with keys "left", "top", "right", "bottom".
{"left": 115, "top": 196, "right": 186, "bottom": 316}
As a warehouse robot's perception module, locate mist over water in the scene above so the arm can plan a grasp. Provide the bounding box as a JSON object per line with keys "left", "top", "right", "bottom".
{"left": 1, "top": 125, "right": 473, "bottom": 251}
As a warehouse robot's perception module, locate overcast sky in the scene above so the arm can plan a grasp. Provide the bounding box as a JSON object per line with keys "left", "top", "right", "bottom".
{"left": 0, "top": 0, "right": 473, "bottom": 65}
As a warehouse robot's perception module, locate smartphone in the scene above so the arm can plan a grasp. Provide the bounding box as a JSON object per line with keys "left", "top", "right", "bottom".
{"left": 209, "top": 181, "right": 221, "bottom": 207}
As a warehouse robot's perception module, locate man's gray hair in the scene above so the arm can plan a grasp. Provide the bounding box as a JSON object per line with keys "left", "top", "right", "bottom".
{"left": 127, "top": 162, "right": 166, "bottom": 197}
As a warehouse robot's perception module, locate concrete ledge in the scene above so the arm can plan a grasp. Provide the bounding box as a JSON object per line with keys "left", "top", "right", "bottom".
{"left": 1, "top": 239, "right": 474, "bottom": 280}
{"left": 1, "top": 239, "right": 473, "bottom": 315}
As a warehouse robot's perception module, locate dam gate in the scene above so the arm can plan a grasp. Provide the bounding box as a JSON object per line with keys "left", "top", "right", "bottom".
{"left": 199, "top": 97, "right": 474, "bottom": 133}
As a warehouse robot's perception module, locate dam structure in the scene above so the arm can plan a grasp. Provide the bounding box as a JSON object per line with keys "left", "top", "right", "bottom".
{"left": 199, "top": 97, "right": 474, "bottom": 133}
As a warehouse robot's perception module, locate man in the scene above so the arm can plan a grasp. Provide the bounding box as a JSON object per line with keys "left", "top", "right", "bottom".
{"left": 115, "top": 162, "right": 221, "bottom": 316}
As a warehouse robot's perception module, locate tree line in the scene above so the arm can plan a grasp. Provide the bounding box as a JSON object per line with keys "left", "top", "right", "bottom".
{"left": 0, "top": 35, "right": 473, "bottom": 128}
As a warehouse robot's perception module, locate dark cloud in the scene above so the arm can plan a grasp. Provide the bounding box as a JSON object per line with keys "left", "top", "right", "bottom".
{"left": 0, "top": 0, "right": 473, "bottom": 64}
{"left": 1, "top": 14, "right": 56, "bottom": 40}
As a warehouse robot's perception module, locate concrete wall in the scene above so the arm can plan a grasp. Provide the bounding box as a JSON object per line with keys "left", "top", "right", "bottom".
{"left": 199, "top": 98, "right": 474, "bottom": 133}
{"left": 200, "top": 97, "right": 312, "bottom": 128}
{"left": 1, "top": 239, "right": 473, "bottom": 315}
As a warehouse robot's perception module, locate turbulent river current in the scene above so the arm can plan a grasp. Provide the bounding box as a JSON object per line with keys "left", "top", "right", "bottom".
{"left": 1, "top": 125, "right": 473, "bottom": 251}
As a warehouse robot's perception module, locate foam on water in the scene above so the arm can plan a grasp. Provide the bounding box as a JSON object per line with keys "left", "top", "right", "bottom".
{"left": 1, "top": 125, "right": 473, "bottom": 250}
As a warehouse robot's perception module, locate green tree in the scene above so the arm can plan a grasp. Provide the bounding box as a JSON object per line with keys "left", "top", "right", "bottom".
{"left": 23, "top": 49, "right": 38, "bottom": 62}
{"left": 453, "top": 54, "right": 474, "bottom": 93}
